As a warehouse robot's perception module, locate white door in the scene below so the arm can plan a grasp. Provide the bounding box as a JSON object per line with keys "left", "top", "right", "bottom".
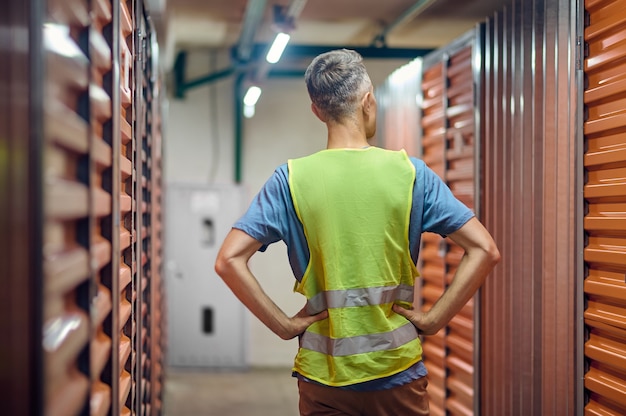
{"left": 165, "top": 184, "right": 248, "bottom": 368}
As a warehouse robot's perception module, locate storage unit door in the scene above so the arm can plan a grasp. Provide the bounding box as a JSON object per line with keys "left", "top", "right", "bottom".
{"left": 118, "top": 0, "right": 136, "bottom": 413}
{"left": 136, "top": 9, "right": 165, "bottom": 414}
{"left": 418, "top": 31, "right": 479, "bottom": 416}
{"left": 444, "top": 43, "right": 477, "bottom": 416}
{"left": 42, "top": 2, "right": 92, "bottom": 414}
{"left": 34, "top": 0, "right": 164, "bottom": 414}
{"left": 88, "top": 0, "right": 116, "bottom": 414}
{"left": 419, "top": 59, "right": 448, "bottom": 414}
{"left": 583, "top": 0, "right": 626, "bottom": 414}
{"left": 481, "top": 1, "right": 579, "bottom": 414}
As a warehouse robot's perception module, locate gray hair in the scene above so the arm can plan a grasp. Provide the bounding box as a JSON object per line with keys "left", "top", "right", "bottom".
{"left": 304, "top": 49, "right": 372, "bottom": 122}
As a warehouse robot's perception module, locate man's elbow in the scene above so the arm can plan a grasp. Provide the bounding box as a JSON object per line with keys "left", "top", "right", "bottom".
{"left": 214, "top": 252, "right": 234, "bottom": 279}
{"left": 470, "top": 237, "right": 500, "bottom": 271}
{"left": 486, "top": 241, "right": 501, "bottom": 268}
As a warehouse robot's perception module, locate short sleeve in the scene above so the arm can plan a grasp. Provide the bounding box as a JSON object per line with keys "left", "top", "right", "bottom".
{"left": 421, "top": 162, "right": 474, "bottom": 237}
{"left": 232, "top": 166, "right": 291, "bottom": 250}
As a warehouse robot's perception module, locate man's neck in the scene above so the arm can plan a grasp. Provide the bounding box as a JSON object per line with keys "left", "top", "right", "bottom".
{"left": 325, "top": 122, "right": 370, "bottom": 149}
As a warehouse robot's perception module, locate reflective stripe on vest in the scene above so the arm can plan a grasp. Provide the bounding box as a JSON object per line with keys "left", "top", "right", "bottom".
{"left": 288, "top": 147, "right": 422, "bottom": 387}
{"left": 301, "top": 321, "right": 417, "bottom": 356}
{"left": 305, "top": 284, "right": 414, "bottom": 315}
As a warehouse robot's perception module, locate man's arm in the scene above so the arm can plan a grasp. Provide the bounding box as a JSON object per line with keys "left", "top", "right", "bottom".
{"left": 214, "top": 228, "right": 328, "bottom": 340}
{"left": 393, "top": 217, "right": 500, "bottom": 335}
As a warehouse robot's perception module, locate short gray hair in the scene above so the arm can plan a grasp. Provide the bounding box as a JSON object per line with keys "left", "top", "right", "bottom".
{"left": 304, "top": 49, "right": 372, "bottom": 122}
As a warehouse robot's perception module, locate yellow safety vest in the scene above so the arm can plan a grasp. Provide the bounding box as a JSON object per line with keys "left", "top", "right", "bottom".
{"left": 288, "top": 147, "right": 422, "bottom": 387}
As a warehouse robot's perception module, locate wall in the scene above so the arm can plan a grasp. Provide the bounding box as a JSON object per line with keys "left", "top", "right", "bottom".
{"left": 165, "top": 51, "right": 411, "bottom": 366}
{"left": 165, "top": 50, "right": 235, "bottom": 185}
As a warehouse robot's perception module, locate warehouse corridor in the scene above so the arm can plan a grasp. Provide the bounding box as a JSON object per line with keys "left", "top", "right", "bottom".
{"left": 163, "top": 368, "right": 298, "bottom": 416}
{"left": 3, "top": 0, "right": 626, "bottom": 415}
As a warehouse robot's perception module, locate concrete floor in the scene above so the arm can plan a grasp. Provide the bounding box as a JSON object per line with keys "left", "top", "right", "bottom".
{"left": 163, "top": 367, "right": 300, "bottom": 416}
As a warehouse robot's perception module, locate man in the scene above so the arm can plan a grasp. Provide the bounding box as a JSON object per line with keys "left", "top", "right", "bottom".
{"left": 215, "top": 49, "right": 500, "bottom": 416}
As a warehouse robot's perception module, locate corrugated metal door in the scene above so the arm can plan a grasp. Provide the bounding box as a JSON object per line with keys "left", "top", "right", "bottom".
{"left": 119, "top": 0, "right": 135, "bottom": 413}
{"left": 136, "top": 11, "right": 165, "bottom": 414}
{"left": 418, "top": 31, "right": 479, "bottom": 416}
{"left": 38, "top": 0, "right": 165, "bottom": 414}
{"left": 149, "top": 67, "right": 166, "bottom": 415}
{"left": 419, "top": 59, "right": 448, "bottom": 414}
{"left": 144, "top": 20, "right": 166, "bottom": 411}
{"left": 444, "top": 43, "right": 477, "bottom": 416}
{"left": 42, "top": 2, "right": 92, "bottom": 414}
{"left": 374, "top": 59, "right": 422, "bottom": 155}
{"left": 583, "top": 0, "right": 626, "bottom": 414}
{"left": 89, "top": 0, "right": 116, "bottom": 414}
{"left": 481, "top": 0, "right": 579, "bottom": 414}
{"left": 118, "top": 0, "right": 137, "bottom": 415}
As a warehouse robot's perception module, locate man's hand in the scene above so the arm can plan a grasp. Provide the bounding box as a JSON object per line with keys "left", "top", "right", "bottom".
{"left": 216, "top": 229, "right": 329, "bottom": 341}
{"left": 279, "top": 307, "right": 329, "bottom": 340}
{"left": 393, "top": 217, "right": 499, "bottom": 337}
{"left": 392, "top": 304, "right": 438, "bottom": 335}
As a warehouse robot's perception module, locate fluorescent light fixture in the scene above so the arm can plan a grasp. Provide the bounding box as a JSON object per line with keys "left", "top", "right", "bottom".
{"left": 266, "top": 32, "right": 291, "bottom": 64}
{"left": 243, "top": 104, "right": 256, "bottom": 118}
{"left": 243, "top": 86, "right": 262, "bottom": 106}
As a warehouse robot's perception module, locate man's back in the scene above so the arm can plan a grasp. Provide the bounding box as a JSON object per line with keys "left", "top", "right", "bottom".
{"left": 288, "top": 147, "right": 423, "bottom": 386}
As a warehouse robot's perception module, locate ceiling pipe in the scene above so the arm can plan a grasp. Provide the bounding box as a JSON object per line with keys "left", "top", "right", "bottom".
{"left": 233, "top": 0, "right": 268, "bottom": 183}
{"left": 235, "top": 0, "right": 268, "bottom": 63}
{"left": 284, "top": 0, "right": 308, "bottom": 20}
{"left": 371, "top": 0, "right": 439, "bottom": 47}
{"left": 253, "top": 0, "right": 309, "bottom": 81}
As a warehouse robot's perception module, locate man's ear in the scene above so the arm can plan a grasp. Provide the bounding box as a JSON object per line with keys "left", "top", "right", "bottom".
{"left": 362, "top": 92, "right": 373, "bottom": 116}
{"left": 311, "top": 103, "right": 327, "bottom": 122}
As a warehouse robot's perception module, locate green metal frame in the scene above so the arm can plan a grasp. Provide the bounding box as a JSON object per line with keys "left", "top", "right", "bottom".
{"left": 173, "top": 44, "right": 433, "bottom": 183}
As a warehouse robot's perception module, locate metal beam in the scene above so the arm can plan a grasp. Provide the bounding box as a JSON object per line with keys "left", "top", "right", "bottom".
{"left": 184, "top": 66, "right": 236, "bottom": 91}
{"left": 174, "top": 40, "right": 433, "bottom": 184}
{"left": 234, "top": 73, "right": 245, "bottom": 183}
{"left": 371, "top": 0, "right": 439, "bottom": 47}
{"left": 173, "top": 45, "right": 434, "bottom": 95}
{"left": 173, "top": 51, "right": 187, "bottom": 98}
{"left": 247, "top": 44, "right": 434, "bottom": 62}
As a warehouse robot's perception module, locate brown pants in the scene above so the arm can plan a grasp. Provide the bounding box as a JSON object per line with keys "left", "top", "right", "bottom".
{"left": 298, "top": 377, "right": 429, "bottom": 416}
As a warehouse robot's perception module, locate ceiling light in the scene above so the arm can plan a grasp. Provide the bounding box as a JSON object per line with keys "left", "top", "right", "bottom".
{"left": 243, "top": 104, "right": 256, "bottom": 118}
{"left": 266, "top": 32, "right": 290, "bottom": 64}
{"left": 243, "top": 86, "right": 262, "bottom": 106}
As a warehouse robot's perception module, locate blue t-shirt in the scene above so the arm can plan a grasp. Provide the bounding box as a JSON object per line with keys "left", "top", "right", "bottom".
{"left": 233, "top": 155, "right": 474, "bottom": 390}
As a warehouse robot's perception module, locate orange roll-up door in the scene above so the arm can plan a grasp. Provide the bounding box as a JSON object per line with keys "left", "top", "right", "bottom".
{"left": 147, "top": 30, "right": 166, "bottom": 409}
{"left": 419, "top": 59, "right": 448, "bottom": 415}
{"left": 418, "top": 31, "right": 479, "bottom": 416}
{"left": 35, "top": 0, "right": 163, "bottom": 414}
{"left": 583, "top": 0, "right": 626, "bottom": 414}
{"left": 119, "top": 0, "right": 135, "bottom": 413}
{"left": 89, "top": 0, "right": 116, "bottom": 414}
{"left": 137, "top": 19, "right": 166, "bottom": 414}
{"left": 42, "top": 1, "right": 91, "bottom": 415}
{"left": 444, "top": 44, "right": 477, "bottom": 416}
{"left": 137, "top": 9, "right": 151, "bottom": 413}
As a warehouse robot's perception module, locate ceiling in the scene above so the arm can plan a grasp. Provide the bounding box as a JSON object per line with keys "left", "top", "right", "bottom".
{"left": 152, "top": 0, "right": 510, "bottom": 68}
